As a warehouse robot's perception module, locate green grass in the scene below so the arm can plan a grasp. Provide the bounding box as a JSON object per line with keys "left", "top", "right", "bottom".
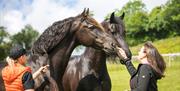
{"left": 107, "top": 56, "right": 180, "bottom": 91}
{"left": 130, "top": 36, "right": 180, "bottom": 55}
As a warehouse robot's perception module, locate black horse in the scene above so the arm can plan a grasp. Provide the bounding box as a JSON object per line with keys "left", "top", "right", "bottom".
{"left": 62, "top": 12, "right": 132, "bottom": 91}
{"left": 0, "top": 9, "right": 128, "bottom": 91}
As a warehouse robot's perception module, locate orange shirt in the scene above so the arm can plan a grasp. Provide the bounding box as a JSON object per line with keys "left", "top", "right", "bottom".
{"left": 2, "top": 63, "right": 31, "bottom": 91}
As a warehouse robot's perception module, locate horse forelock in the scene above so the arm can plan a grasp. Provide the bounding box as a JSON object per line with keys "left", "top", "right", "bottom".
{"left": 115, "top": 19, "right": 125, "bottom": 37}
{"left": 101, "top": 20, "right": 125, "bottom": 37}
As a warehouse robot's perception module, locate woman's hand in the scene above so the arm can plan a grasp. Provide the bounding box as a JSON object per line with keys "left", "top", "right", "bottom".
{"left": 117, "top": 48, "right": 128, "bottom": 59}
{"left": 33, "top": 65, "right": 49, "bottom": 79}
{"left": 38, "top": 65, "right": 49, "bottom": 73}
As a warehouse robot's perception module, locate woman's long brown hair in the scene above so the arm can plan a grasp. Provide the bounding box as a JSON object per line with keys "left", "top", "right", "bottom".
{"left": 144, "top": 42, "right": 166, "bottom": 78}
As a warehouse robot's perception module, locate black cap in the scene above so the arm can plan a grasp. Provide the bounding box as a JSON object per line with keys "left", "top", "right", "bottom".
{"left": 9, "top": 44, "right": 27, "bottom": 60}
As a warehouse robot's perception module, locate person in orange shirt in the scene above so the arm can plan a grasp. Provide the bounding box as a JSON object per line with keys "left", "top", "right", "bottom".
{"left": 2, "top": 44, "right": 49, "bottom": 91}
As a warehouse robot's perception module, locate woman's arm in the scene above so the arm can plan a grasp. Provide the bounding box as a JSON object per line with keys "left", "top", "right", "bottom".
{"left": 117, "top": 48, "right": 137, "bottom": 76}
{"left": 33, "top": 65, "right": 49, "bottom": 79}
{"left": 124, "top": 61, "right": 137, "bottom": 76}
{"left": 131, "top": 65, "right": 151, "bottom": 91}
{"left": 32, "top": 70, "right": 41, "bottom": 79}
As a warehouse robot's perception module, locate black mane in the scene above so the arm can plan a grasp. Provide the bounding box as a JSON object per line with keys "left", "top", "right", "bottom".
{"left": 31, "top": 16, "right": 79, "bottom": 55}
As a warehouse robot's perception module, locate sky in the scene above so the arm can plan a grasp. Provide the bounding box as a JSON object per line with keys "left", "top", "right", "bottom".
{"left": 0, "top": 0, "right": 168, "bottom": 35}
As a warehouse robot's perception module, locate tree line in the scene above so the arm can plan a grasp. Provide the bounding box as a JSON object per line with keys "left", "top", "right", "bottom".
{"left": 106, "top": 0, "right": 180, "bottom": 46}
{"left": 0, "top": 25, "right": 39, "bottom": 60}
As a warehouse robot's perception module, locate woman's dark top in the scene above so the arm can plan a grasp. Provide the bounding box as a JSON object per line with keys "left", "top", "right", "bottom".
{"left": 124, "top": 61, "right": 161, "bottom": 91}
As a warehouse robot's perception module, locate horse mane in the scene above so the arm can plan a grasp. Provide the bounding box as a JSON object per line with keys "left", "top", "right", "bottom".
{"left": 31, "top": 15, "right": 80, "bottom": 55}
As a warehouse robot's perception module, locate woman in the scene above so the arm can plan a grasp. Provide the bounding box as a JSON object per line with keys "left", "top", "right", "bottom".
{"left": 2, "top": 44, "right": 49, "bottom": 91}
{"left": 118, "top": 41, "right": 166, "bottom": 91}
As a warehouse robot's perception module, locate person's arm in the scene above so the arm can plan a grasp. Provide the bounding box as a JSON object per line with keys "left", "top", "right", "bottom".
{"left": 124, "top": 61, "right": 137, "bottom": 76}
{"left": 32, "top": 69, "right": 41, "bottom": 79}
{"left": 117, "top": 48, "right": 137, "bottom": 76}
{"left": 131, "top": 65, "right": 151, "bottom": 91}
{"left": 33, "top": 65, "right": 49, "bottom": 79}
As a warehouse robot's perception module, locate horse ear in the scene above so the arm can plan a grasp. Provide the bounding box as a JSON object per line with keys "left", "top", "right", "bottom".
{"left": 110, "top": 12, "right": 115, "bottom": 23}
{"left": 120, "top": 12, "right": 125, "bottom": 20}
{"left": 86, "top": 8, "right": 89, "bottom": 15}
{"left": 81, "top": 8, "right": 86, "bottom": 16}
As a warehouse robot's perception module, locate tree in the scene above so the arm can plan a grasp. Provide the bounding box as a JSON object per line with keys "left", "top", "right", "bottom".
{"left": 115, "top": 0, "right": 148, "bottom": 46}
{"left": 162, "top": 0, "right": 180, "bottom": 36}
{"left": 105, "top": 0, "right": 179, "bottom": 46}
{"left": 0, "top": 26, "right": 9, "bottom": 44}
{"left": 147, "top": 6, "right": 169, "bottom": 39}
{"left": 120, "top": 0, "right": 146, "bottom": 15}
{"left": 11, "top": 24, "right": 39, "bottom": 50}
{"left": 146, "top": 0, "right": 180, "bottom": 39}
{"left": 0, "top": 26, "right": 11, "bottom": 60}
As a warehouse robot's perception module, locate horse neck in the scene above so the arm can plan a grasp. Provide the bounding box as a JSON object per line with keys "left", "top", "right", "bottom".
{"left": 82, "top": 47, "right": 107, "bottom": 73}
{"left": 49, "top": 34, "right": 78, "bottom": 78}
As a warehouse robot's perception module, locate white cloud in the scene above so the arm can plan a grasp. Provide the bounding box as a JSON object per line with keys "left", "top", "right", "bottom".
{"left": 25, "top": 0, "right": 77, "bottom": 33}
{"left": 0, "top": 0, "right": 168, "bottom": 35}
{"left": 74, "top": 0, "right": 128, "bottom": 22}
{"left": 143, "top": 0, "right": 168, "bottom": 12}
{"left": 1, "top": 10, "right": 25, "bottom": 34}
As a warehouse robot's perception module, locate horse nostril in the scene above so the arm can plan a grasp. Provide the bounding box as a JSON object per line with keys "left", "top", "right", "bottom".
{"left": 104, "top": 47, "right": 108, "bottom": 50}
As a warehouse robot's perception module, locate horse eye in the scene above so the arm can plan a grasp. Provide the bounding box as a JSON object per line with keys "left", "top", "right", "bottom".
{"left": 86, "top": 24, "right": 96, "bottom": 30}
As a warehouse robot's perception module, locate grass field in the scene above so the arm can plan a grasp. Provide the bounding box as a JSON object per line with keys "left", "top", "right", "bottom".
{"left": 107, "top": 56, "right": 180, "bottom": 91}
{"left": 130, "top": 36, "right": 180, "bottom": 55}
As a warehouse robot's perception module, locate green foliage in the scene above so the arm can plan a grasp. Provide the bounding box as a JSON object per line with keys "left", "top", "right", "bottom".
{"left": 147, "top": 6, "right": 168, "bottom": 39}
{"left": 125, "top": 11, "right": 149, "bottom": 45}
{"left": 11, "top": 24, "right": 39, "bottom": 50}
{"left": 114, "top": 0, "right": 149, "bottom": 46}
{"left": 0, "top": 26, "right": 9, "bottom": 44}
{"left": 162, "top": 0, "right": 180, "bottom": 36}
{"left": 107, "top": 0, "right": 180, "bottom": 46}
{"left": 0, "top": 26, "right": 11, "bottom": 60}
{"left": 130, "top": 36, "right": 180, "bottom": 55}
{"left": 146, "top": 0, "right": 180, "bottom": 40}
{"left": 0, "top": 43, "right": 11, "bottom": 61}
{"left": 120, "top": 0, "right": 146, "bottom": 14}
{"left": 0, "top": 26, "right": 10, "bottom": 61}
{"left": 0, "top": 25, "right": 39, "bottom": 61}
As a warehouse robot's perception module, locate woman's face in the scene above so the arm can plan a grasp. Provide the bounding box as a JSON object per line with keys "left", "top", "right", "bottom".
{"left": 137, "top": 46, "right": 147, "bottom": 60}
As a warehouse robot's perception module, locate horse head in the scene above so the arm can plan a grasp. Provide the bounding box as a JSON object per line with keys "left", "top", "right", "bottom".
{"left": 102, "top": 12, "right": 132, "bottom": 60}
{"left": 74, "top": 8, "right": 119, "bottom": 54}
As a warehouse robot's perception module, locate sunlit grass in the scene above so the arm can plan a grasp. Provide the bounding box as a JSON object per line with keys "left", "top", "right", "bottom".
{"left": 130, "top": 36, "right": 180, "bottom": 55}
